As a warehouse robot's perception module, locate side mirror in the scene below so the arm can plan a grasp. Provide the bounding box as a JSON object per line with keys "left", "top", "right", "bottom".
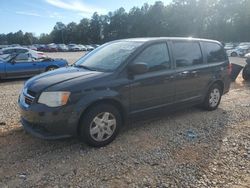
{"left": 128, "top": 62, "right": 149, "bottom": 75}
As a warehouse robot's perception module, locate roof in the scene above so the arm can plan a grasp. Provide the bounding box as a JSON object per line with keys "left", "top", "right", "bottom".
{"left": 116, "top": 37, "right": 221, "bottom": 44}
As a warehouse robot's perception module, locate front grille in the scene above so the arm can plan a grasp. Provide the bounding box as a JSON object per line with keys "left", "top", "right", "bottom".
{"left": 21, "top": 88, "right": 36, "bottom": 107}
{"left": 25, "top": 96, "right": 34, "bottom": 105}
{"left": 27, "top": 90, "right": 36, "bottom": 97}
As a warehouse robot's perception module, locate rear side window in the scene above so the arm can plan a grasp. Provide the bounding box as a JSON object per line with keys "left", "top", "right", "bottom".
{"left": 203, "top": 42, "right": 227, "bottom": 63}
{"left": 172, "top": 41, "right": 203, "bottom": 68}
{"left": 133, "top": 43, "right": 171, "bottom": 72}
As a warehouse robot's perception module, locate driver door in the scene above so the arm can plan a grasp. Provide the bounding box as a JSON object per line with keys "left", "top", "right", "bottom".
{"left": 6, "top": 53, "right": 40, "bottom": 78}
{"left": 129, "top": 43, "right": 175, "bottom": 113}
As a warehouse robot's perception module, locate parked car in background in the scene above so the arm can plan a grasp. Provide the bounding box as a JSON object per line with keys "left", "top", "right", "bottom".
{"left": 0, "top": 47, "right": 46, "bottom": 59}
{"left": 57, "top": 44, "right": 68, "bottom": 52}
{"left": 78, "top": 44, "right": 87, "bottom": 51}
{"left": 85, "top": 45, "right": 95, "bottom": 51}
{"left": 0, "top": 53, "right": 68, "bottom": 79}
{"left": 18, "top": 37, "right": 231, "bottom": 147}
{"left": 91, "top": 44, "right": 100, "bottom": 48}
{"left": 0, "top": 45, "right": 9, "bottom": 50}
{"left": 46, "top": 43, "right": 58, "bottom": 52}
{"left": 68, "top": 44, "right": 81, "bottom": 51}
{"left": 36, "top": 44, "right": 47, "bottom": 52}
{"left": 226, "top": 46, "right": 250, "bottom": 57}
{"left": 238, "top": 42, "right": 250, "bottom": 48}
{"left": 244, "top": 52, "right": 250, "bottom": 58}
{"left": 27, "top": 45, "right": 38, "bottom": 51}
{"left": 224, "top": 43, "right": 235, "bottom": 50}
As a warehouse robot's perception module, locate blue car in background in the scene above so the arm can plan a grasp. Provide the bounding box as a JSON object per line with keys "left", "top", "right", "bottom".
{"left": 0, "top": 53, "right": 68, "bottom": 79}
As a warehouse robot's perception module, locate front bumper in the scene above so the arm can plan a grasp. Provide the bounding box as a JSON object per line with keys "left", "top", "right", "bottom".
{"left": 21, "top": 118, "right": 71, "bottom": 140}
{"left": 19, "top": 99, "right": 79, "bottom": 140}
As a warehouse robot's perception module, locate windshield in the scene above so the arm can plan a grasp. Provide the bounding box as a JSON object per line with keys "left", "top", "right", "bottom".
{"left": 75, "top": 41, "right": 143, "bottom": 72}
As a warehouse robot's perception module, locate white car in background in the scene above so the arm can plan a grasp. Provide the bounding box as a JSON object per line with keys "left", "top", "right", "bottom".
{"left": 0, "top": 47, "right": 46, "bottom": 59}
{"left": 226, "top": 45, "right": 250, "bottom": 57}
{"left": 245, "top": 52, "right": 250, "bottom": 58}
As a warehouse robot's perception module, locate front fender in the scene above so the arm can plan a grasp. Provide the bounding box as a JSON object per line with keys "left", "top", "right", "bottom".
{"left": 67, "top": 89, "right": 128, "bottom": 132}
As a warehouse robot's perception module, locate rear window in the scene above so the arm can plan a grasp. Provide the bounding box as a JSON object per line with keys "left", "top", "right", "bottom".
{"left": 203, "top": 42, "right": 227, "bottom": 63}
{"left": 172, "top": 41, "right": 203, "bottom": 68}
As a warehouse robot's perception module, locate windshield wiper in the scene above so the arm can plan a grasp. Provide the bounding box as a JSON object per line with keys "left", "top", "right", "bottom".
{"left": 74, "top": 65, "right": 97, "bottom": 71}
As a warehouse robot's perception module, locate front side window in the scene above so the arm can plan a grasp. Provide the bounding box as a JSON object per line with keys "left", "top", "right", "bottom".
{"left": 133, "top": 43, "right": 171, "bottom": 72}
{"left": 173, "top": 41, "right": 203, "bottom": 68}
{"left": 204, "top": 42, "right": 227, "bottom": 63}
{"left": 75, "top": 41, "right": 143, "bottom": 72}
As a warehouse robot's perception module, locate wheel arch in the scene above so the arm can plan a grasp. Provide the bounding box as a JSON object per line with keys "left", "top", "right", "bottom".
{"left": 203, "top": 79, "right": 225, "bottom": 101}
{"left": 76, "top": 98, "right": 127, "bottom": 135}
{"left": 212, "top": 80, "right": 224, "bottom": 93}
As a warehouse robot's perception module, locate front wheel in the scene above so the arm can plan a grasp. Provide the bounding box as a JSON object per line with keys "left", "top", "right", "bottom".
{"left": 202, "top": 84, "right": 222, "bottom": 111}
{"left": 79, "top": 104, "right": 121, "bottom": 147}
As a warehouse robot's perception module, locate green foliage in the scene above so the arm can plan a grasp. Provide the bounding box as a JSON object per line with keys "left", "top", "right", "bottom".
{"left": 1, "top": 0, "right": 250, "bottom": 45}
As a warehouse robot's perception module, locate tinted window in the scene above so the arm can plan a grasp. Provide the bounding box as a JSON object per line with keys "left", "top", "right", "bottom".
{"left": 133, "top": 43, "right": 171, "bottom": 72}
{"left": 173, "top": 41, "right": 203, "bottom": 68}
{"left": 204, "top": 42, "right": 227, "bottom": 63}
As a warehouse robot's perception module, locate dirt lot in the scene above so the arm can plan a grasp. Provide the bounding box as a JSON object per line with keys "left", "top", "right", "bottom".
{"left": 0, "top": 53, "right": 249, "bottom": 187}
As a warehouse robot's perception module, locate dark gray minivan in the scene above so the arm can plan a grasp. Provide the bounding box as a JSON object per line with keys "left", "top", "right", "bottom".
{"left": 19, "top": 38, "right": 231, "bottom": 147}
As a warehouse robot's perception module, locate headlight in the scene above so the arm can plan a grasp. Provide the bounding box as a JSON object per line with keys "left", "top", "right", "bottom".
{"left": 38, "top": 91, "right": 71, "bottom": 107}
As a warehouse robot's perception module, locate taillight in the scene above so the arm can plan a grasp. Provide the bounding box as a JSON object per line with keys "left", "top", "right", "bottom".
{"left": 228, "top": 63, "right": 232, "bottom": 75}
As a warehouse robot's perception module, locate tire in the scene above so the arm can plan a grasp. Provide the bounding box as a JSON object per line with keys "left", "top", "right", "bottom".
{"left": 242, "top": 66, "right": 250, "bottom": 81}
{"left": 46, "top": 66, "right": 58, "bottom": 72}
{"left": 231, "top": 52, "right": 237, "bottom": 57}
{"left": 202, "top": 84, "right": 222, "bottom": 111}
{"left": 79, "top": 104, "right": 122, "bottom": 147}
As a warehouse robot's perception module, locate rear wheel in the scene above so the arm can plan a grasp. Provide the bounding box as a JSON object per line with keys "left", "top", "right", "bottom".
{"left": 79, "top": 104, "right": 121, "bottom": 147}
{"left": 242, "top": 66, "right": 250, "bottom": 81}
{"left": 202, "top": 84, "right": 222, "bottom": 111}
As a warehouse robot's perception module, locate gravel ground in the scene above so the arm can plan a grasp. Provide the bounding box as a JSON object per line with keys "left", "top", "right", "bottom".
{"left": 0, "top": 54, "right": 249, "bottom": 187}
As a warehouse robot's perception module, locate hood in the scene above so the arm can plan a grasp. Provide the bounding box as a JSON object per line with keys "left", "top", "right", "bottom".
{"left": 25, "top": 66, "right": 104, "bottom": 93}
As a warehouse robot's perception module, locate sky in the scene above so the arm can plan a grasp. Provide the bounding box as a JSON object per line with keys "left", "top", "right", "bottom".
{"left": 0, "top": 0, "right": 170, "bottom": 36}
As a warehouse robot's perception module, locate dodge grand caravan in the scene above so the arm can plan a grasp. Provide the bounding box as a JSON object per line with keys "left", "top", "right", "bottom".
{"left": 19, "top": 38, "right": 231, "bottom": 147}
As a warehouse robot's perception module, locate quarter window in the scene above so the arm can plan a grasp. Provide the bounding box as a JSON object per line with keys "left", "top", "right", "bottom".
{"left": 133, "top": 43, "right": 171, "bottom": 72}
{"left": 172, "top": 41, "right": 203, "bottom": 68}
{"left": 204, "top": 42, "right": 227, "bottom": 63}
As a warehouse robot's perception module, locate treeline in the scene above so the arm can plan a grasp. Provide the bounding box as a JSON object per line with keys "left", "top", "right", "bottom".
{"left": 1, "top": 0, "right": 250, "bottom": 45}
